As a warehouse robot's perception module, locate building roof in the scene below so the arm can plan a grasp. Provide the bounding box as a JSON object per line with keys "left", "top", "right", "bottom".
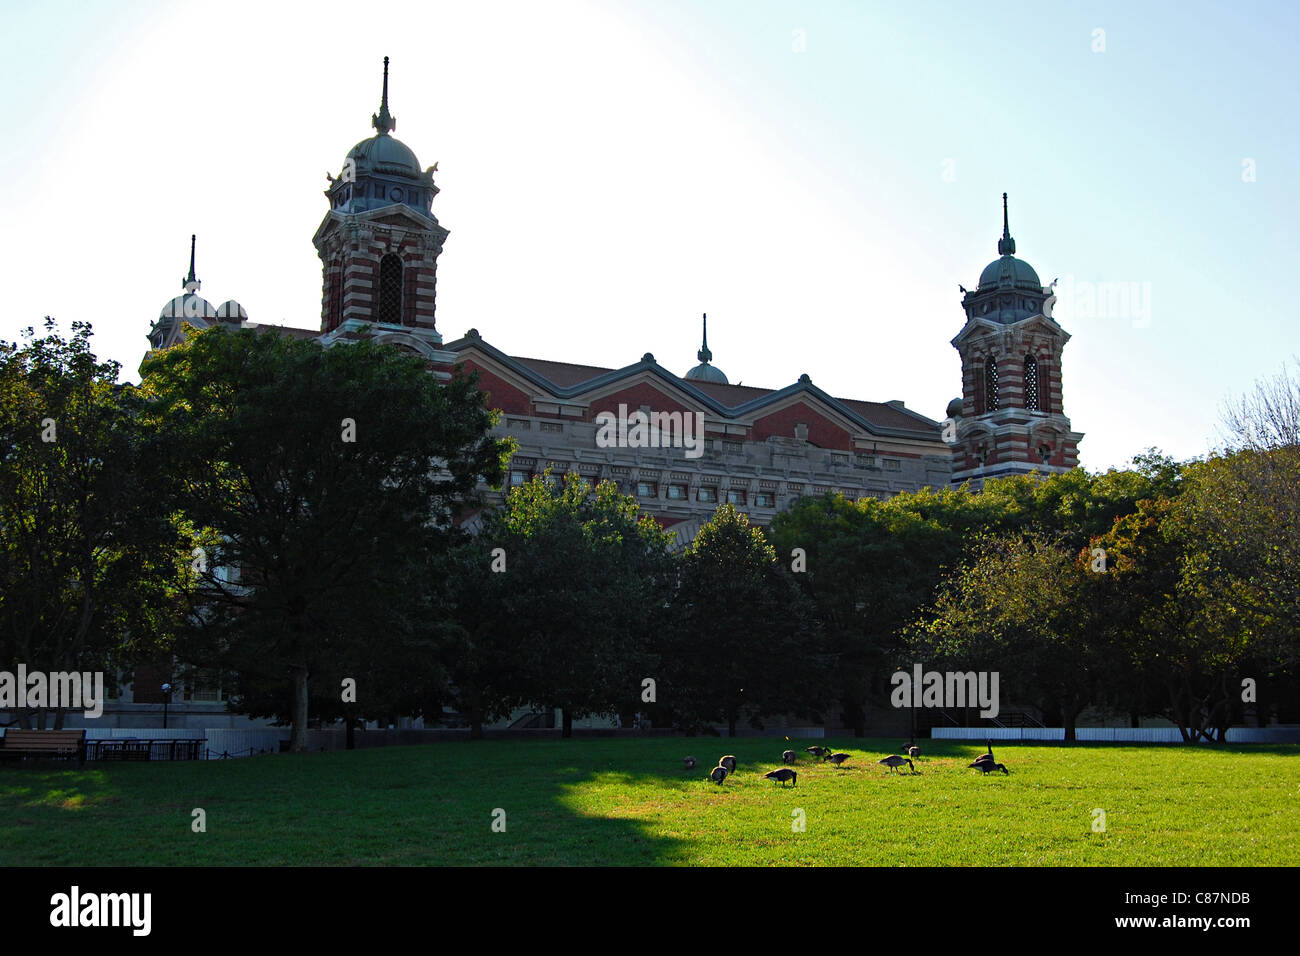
{"left": 682, "top": 313, "right": 728, "bottom": 383}
{"left": 447, "top": 332, "right": 941, "bottom": 440}
{"left": 978, "top": 254, "right": 1041, "bottom": 291}
{"left": 346, "top": 133, "right": 423, "bottom": 180}
{"left": 512, "top": 356, "right": 621, "bottom": 387}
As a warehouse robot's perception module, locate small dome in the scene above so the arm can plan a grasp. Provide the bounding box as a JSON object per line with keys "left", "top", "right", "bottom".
{"left": 216, "top": 300, "right": 248, "bottom": 323}
{"left": 346, "top": 134, "right": 423, "bottom": 180}
{"left": 946, "top": 397, "right": 964, "bottom": 419}
{"left": 686, "top": 362, "right": 729, "bottom": 384}
{"left": 159, "top": 293, "right": 217, "bottom": 321}
{"left": 978, "top": 255, "right": 1041, "bottom": 291}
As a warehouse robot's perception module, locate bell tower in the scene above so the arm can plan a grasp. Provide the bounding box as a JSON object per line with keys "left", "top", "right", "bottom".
{"left": 947, "top": 194, "right": 1083, "bottom": 488}
{"left": 313, "top": 58, "right": 449, "bottom": 351}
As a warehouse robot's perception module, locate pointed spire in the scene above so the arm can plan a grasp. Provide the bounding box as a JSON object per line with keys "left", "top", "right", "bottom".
{"left": 997, "top": 192, "right": 1016, "bottom": 256}
{"left": 183, "top": 234, "right": 200, "bottom": 293}
{"left": 697, "top": 313, "right": 713, "bottom": 363}
{"left": 372, "top": 56, "right": 396, "bottom": 135}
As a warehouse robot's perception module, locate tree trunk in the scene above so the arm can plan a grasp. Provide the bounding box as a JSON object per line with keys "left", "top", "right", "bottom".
{"left": 728, "top": 716, "right": 737, "bottom": 737}
{"left": 1064, "top": 706, "right": 1080, "bottom": 743}
{"left": 618, "top": 705, "right": 637, "bottom": 731}
{"left": 1129, "top": 710, "right": 1140, "bottom": 729}
{"left": 561, "top": 709, "right": 573, "bottom": 738}
{"left": 345, "top": 716, "right": 356, "bottom": 750}
{"left": 289, "top": 666, "right": 310, "bottom": 752}
{"left": 842, "top": 695, "right": 866, "bottom": 737}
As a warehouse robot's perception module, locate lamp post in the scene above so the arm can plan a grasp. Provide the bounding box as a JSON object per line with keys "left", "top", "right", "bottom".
{"left": 161, "top": 683, "right": 172, "bottom": 729}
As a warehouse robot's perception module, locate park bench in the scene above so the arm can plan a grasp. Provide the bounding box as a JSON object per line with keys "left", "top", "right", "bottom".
{"left": 0, "top": 729, "right": 86, "bottom": 765}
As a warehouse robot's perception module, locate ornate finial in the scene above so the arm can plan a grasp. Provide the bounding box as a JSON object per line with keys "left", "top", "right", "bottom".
{"left": 183, "top": 234, "right": 200, "bottom": 293}
{"left": 697, "top": 313, "right": 713, "bottom": 363}
{"left": 997, "top": 192, "right": 1016, "bottom": 256}
{"left": 372, "top": 57, "right": 396, "bottom": 135}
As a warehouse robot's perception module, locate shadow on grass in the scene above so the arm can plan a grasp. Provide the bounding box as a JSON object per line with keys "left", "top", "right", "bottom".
{"left": 2, "top": 736, "right": 1295, "bottom": 865}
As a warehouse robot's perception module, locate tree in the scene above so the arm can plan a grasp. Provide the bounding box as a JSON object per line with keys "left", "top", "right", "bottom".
{"left": 490, "top": 472, "right": 674, "bottom": 737}
{"left": 666, "top": 504, "right": 824, "bottom": 737}
{"left": 0, "top": 319, "right": 191, "bottom": 728}
{"left": 143, "top": 325, "right": 511, "bottom": 750}
{"left": 769, "top": 493, "right": 955, "bottom": 736}
{"left": 1219, "top": 357, "right": 1300, "bottom": 451}
{"left": 1204, "top": 362, "right": 1300, "bottom": 659}
{"left": 1090, "top": 495, "right": 1228, "bottom": 740}
{"left": 424, "top": 529, "right": 526, "bottom": 739}
{"left": 910, "top": 532, "right": 1113, "bottom": 741}
{"left": 766, "top": 459, "right": 1187, "bottom": 736}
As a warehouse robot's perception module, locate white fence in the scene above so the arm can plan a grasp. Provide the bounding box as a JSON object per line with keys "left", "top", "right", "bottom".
{"left": 203, "top": 729, "right": 288, "bottom": 758}
{"left": 931, "top": 727, "right": 1300, "bottom": 743}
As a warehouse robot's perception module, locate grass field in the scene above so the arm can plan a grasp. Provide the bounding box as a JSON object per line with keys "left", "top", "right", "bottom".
{"left": 1, "top": 738, "right": 1296, "bottom": 866}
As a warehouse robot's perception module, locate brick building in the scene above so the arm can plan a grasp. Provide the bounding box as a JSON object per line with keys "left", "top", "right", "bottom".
{"left": 145, "top": 61, "right": 1083, "bottom": 545}
{"left": 132, "top": 59, "right": 1086, "bottom": 730}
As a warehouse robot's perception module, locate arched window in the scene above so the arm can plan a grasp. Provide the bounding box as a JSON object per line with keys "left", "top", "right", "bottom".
{"left": 377, "top": 254, "right": 403, "bottom": 325}
{"left": 985, "top": 358, "right": 1000, "bottom": 411}
{"left": 329, "top": 272, "right": 342, "bottom": 331}
{"left": 1024, "top": 355, "right": 1040, "bottom": 411}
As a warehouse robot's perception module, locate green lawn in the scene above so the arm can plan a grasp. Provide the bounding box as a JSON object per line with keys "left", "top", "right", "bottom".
{"left": 1, "top": 738, "right": 1296, "bottom": 866}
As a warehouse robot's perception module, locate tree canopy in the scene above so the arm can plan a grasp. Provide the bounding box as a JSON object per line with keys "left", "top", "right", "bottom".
{"left": 142, "top": 325, "right": 511, "bottom": 749}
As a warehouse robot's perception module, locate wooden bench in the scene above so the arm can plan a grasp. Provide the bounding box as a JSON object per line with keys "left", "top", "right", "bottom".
{"left": 0, "top": 729, "right": 87, "bottom": 765}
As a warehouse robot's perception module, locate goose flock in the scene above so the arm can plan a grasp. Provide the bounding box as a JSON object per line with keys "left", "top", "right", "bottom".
{"left": 690, "top": 740, "right": 1012, "bottom": 786}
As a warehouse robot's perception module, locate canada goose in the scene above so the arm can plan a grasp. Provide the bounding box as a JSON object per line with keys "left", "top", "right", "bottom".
{"left": 709, "top": 765, "right": 728, "bottom": 784}
{"left": 764, "top": 768, "right": 797, "bottom": 787}
{"left": 719, "top": 755, "right": 737, "bottom": 773}
{"left": 825, "top": 752, "right": 852, "bottom": 767}
{"left": 878, "top": 754, "right": 916, "bottom": 773}
{"left": 970, "top": 759, "right": 1009, "bottom": 775}
{"left": 684, "top": 756, "right": 697, "bottom": 770}
{"left": 972, "top": 741, "right": 996, "bottom": 767}
{"left": 782, "top": 750, "right": 797, "bottom": 764}
{"left": 904, "top": 744, "right": 920, "bottom": 759}
{"left": 805, "top": 746, "right": 829, "bottom": 758}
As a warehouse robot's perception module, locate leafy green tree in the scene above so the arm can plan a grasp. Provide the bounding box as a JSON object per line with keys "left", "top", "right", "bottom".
{"left": 0, "top": 319, "right": 191, "bottom": 728}
{"left": 910, "top": 532, "right": 1112, "bottom": 741}
{"left": 1092, "top": 496, "right": 1214, "bottom": 739}
{"left": 769, "top": 493, "right": 953, "bottom": 736}
{"left": 424, "top": 529, "right": 526, "bottom": 739}
{"left": 1099, "top": 456, "right": 1296, "bottom": 740}
{"left": 492, "top": 472, "right": 674, "bottom": 737}
{"left": 143, "top": 325, "right": 510, "bottom": 750}
{"left": 666, "top": 503, "right": 824, "bottom": 737}
{"left": 767, "top": 458, "right": 1187, "bottom": 736}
